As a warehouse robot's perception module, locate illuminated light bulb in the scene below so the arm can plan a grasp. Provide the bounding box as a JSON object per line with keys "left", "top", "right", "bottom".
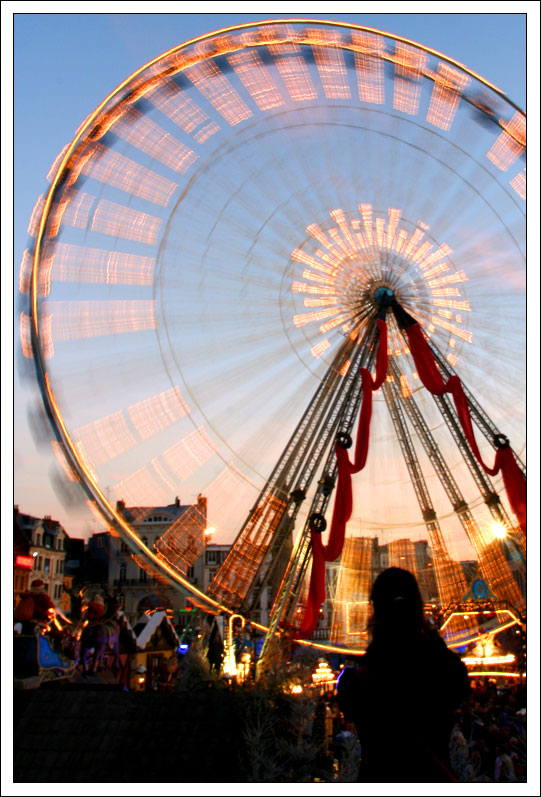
{"left": 491, "top": 522, "right": 508, "bottom": 539}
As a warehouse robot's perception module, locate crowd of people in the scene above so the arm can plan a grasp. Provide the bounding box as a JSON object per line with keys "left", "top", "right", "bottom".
{"left": 314, "top": 675, "right": 527, "bottom": 782}
{"left": 450, "top": 679, "right": 526, "bottom": 782}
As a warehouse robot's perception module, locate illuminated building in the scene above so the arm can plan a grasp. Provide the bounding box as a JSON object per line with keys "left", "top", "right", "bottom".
{"left": 13, "top": 505, "right": 68, "bottom": 609}
{"left": 84, "top": 495, "right": 207, "bottom": 625}
{"left": 13, "top": 507, "right": 33, "bottom": 604}
{"left": 131, "top": 610, "right": 181, "bottom": 691}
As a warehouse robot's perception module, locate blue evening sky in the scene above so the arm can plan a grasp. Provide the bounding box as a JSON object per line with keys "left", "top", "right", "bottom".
{"left": 6, "top": 7, "right": 535, "bottom": 540}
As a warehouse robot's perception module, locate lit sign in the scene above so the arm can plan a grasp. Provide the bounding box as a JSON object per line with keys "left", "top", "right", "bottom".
{"left": 462, "top": 654, "right": 516, "bottom": 666}
{"left": 15, "top": 555, "right": 34, "bottom": 570}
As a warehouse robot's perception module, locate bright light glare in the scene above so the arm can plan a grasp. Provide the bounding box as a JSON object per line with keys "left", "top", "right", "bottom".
{"left": 491, "top": 522, "right": 508, "bottom": 539}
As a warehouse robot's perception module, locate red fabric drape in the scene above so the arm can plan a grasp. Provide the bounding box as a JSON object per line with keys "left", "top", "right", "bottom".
{"left": 294, "top": 319, "right": 388, "bottom": 639}
{"left": 405, "top": 322, "right": 526, "bottom": 532}
{"left": 295, "top": 528, "right": 326, "bottom": 638}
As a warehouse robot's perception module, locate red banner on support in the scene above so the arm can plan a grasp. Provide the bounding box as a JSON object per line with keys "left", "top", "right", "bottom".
{"left": 295, "top": 319, "right": 388, "bottom": 639}
{"left": 405, "top": 322, "right": 526, "bottom": 532}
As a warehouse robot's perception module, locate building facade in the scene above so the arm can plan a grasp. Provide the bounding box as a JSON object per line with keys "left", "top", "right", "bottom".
{"left": 14, "top": 507, "right": 68, "bottom": 609}
{"left": 84, "top": 496, "right": 210, "bottom": 625}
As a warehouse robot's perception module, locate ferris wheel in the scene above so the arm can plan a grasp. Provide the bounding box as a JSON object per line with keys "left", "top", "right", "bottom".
{"left": 21, "top": 20, "right": 526, "bottom": 654}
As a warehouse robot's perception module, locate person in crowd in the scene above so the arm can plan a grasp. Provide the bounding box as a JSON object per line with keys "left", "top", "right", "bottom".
{"left": 337, "top": 567, "right": 470, "bottom": 782}
{"left": 204, "top": 613, "right": 225, "bottom": 672}
{"left": 14, "top": 579, "right": 56, "bottom": 633}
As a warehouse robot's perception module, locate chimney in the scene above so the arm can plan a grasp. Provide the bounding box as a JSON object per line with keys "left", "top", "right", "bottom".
{"left": 175, "top": 496, "right": 180, "bottom": 507}
{"left": 116, "top": 499, "right": 125, "bottom": 513}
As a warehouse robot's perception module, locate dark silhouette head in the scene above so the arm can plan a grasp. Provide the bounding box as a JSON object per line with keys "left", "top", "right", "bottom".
{"left": 370, "top": 567, "right": 424, "bottom": 640}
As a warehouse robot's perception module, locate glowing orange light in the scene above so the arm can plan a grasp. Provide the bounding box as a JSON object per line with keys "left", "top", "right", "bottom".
{"left": 428, "top": 270, "right": 468, "bottom": 288}
{"left": 339, "top": 359, "right": 351, "bottom": 377}
{"left": 352, "top": 32, "right": 385, "bottom": 104}
{"left": 330, "top": 209, "right": 358, "bottom": 253}
{"left": 148, "top": 80, "right": 210, "bottom": 134}
{"left": 400, "top": 374, "right": 412, "bottom": 398}
{"left": 184, "top": 60, "right": 252, "bottom": 126}
{"left": 392, "top": 43, "right": 427, "bottom": 115}
{"left": 75, "top": 411, "right": 138, "bottom": 466}
{"left": 433, "top": 299, "right": 471, "bottom": 311}
{"left": 112, "top": 111, "right": 199, "bottom": 174}
{"left": 431, "top": 287, "right": 461, "bottom": 297}
{"left": 301, "top": 269, "right": 335, "bottom": 287}
{"left": 468, "top": 671, "right": 522, "bottom": 679}
{"left": 510, "top": 169, "right": 526, "bottom": 200}
{"left": 310, "top": 339, "right": 331, "bottom": 359}
{"left": 312, "top": 38, "right": 350, "bottom": 99}
{"left": 154, "top": 501, "right": 208, "bottom": 578}
{"left": 320, "top": 314, "right": 350, "bottom": 334}
{"left": 46, "top": 242, "right": 155, "bottom": 287}
{"left": 487, "top": 111, "right": 525, "bottom": 171}
{"left": 419, "top": 243, "right": 453, "bottom": 271}
{"left": 294, "top": 307, "right": 338, "bottom": 327}
{"left": 47, "top": 144, "right": 70, "bottom": 182}
{"left": 91, "top": 200, "right": 163, "bottom": 244}
{"left": 160, "top": 427, "right": 216, "bottom": 481}
{"left": 274, "top": 55, "right": 318, "bottom": 102}
{"left": 44, "top": 299, "right": 156, "bottom": 341}
{"left": 431, "top": 315, "right": 472, "bottom": 343}
{"left": 291, "top": 282, "right": 335, "bottom": 296}
{"left": 27, "top": 194, "right": 46, "bottom": 237}
{"left": 491, "top": 521, "right": 508, "bottom": 539}
{"left": 404, "top": 227, "right": 426, "bottom": 258}
{"left": 20, "top": 312, "right": 53, "bottom": 359}
{"left": 426, "top": 62, "right": 470, "bottom": 130}
{"left": 463, "top": 654, "right": 515, "bottom": 666}
{"left": 228, "top": 49, "right": 284, "bottom": 110}
{"left": 18, "top": 249, "right": 33, "bottom": 295}
{"left": 81, "top": 144, "right": 177, "bottom": 207}
{"left": 291, "top": 248, "right": 336, "bottom": 275}
{"left": 127, "top": 387, "right": 189, "bottom": 439}
{"left": 193, "top": 121, "right": 221, "bottom": 144}
{"left": 306, "top": 223, "right": 333, "bottom": 249}
{"left": 51, "top": 440, "right": 77, "bottom": 482}
{"left": 358, "top": 203, "right": 374, "bottom": 246}
{"left": 304, "top": 297, "right": 337, "bottom": 307}
{"left": 54, "top": 191, "right": 96, "bottom": 234}
{"left": 114, "top": 464, "right": 170, "bottom": 507}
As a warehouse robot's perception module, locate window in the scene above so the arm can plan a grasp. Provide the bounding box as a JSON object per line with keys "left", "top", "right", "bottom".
{"left": 142, "top": 536, "right": 149, "bottom": 548}
{"left": 35, "top": 533, "right": 41, "bottom": 546}
{"left": 96, "top": 536, "right": 105, "bottom": 549}
{"left": 119, "top": 563, "right": 127, "bottom": 582}
{"left": 187, "top": 566, "right": 194, "bottom": 579}
{"left": 44, "top": 558, "right": 51, "bottom": 574}
{"left": 139, "top": 568, "right": 147, "bottom": 583}
{"left": 206, "top": 550, "right": 216, "bottom": 564}
{"left": 37, "top": 555, "right": 42, "bottom": 570}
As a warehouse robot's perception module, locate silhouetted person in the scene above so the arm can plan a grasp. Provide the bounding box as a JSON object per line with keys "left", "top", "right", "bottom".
{"left": 337, "top": 568, "right": 470, "bottom": 782}
{"left": 204, "top": 613, "right": 224, "bottom": 672}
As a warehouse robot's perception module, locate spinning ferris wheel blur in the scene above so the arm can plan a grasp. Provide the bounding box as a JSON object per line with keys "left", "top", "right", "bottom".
{"left": 20, "top": 20, "right": 526, "bottom": 650}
